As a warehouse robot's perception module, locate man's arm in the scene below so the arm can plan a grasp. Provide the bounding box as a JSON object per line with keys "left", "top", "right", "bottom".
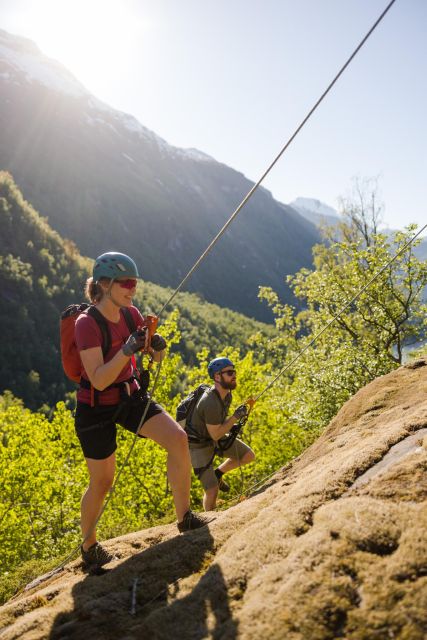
{"left": 206, "top": 414, "right": 238, "bottom": 441}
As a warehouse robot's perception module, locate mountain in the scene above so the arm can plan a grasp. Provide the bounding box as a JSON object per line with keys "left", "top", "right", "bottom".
{"left": 382, "top": 227, "right": 427, "bottom": 265}
{"left": 0, "top": 29, "right": 321, "bottom": 322}
{"left": 291, "top": 196, "right": 427, "bottom": 262}
{"left": 0, "top": 171, "right": 271, "bottom": 409}
{"left": 2, "top": 358, "right": 426, "bottom": 638}
{"left": 415, "top": 240, "right": 427, "bottom": 261}
{"left": 289, "top": 197, "right": 340, "bottom": 227}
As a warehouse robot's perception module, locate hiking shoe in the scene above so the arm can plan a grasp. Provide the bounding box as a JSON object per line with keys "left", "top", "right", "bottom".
{"left": 81, "top": 542, "right": 115, "bottom": 569}
{"left": 177, "top": 510, "right": 208, "bottom": 533}
{"left": 218, "top": 477, "right": 230, "bottom": 492}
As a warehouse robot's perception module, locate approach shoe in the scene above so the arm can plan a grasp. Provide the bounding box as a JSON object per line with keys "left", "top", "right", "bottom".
{"left": 218, "top": 477, "right": 230, "bottom": 492}
{"left": 81, "top": 542, "right": 115, "bottom": 569}
{"left": 177, "top": 510, "right": 208, "bottom": 533}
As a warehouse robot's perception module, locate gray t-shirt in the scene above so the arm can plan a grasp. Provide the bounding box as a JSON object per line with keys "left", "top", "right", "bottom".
{"left": 188, "top": 387, "right": 232, "bottom": 444}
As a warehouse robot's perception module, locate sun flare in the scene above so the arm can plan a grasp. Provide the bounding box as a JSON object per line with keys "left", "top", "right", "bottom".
{"left": 19, "top": 0, "right": 149, "bottom": 87}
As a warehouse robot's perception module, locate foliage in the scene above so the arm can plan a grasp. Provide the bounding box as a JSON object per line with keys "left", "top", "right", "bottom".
{"left": 2, "top": 173, "right": 426, "bottom": 606}
{"left": 134, "top": 281, "right": 273, "bottom": 366}
{"left": 0, "top": 171, "right": 272, "bottom": 410}
{"left": 258, "top": 218, "right": 427, "bottom": 433}
{"left": 0, "top": 319, "right": 307, "bottom": 596}
{"left": 0, "top": 352, "right": 305, "bottom": 596}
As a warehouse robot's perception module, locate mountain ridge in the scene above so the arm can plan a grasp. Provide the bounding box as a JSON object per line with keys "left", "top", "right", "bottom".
{"left": 290, "top": 195, "right": 427, "bottom": 262}
{"left": 0, "top": 28, "right": 321, "bottom": 321}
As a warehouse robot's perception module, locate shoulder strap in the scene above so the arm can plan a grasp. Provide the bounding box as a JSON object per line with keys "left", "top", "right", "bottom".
{"left": 121, "top": 307, "right": 137, "bottom": 334}
{"left": 121, "top": 307, "right": 140, "bottom": 377}
{"left": 86, "top": 306, "right": 111, "bottom": 357}
{"left": 84, "top": 306, "right": 137, "bottom": 359}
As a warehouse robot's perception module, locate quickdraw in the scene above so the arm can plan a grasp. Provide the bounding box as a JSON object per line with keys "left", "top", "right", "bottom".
{"left": 135, "top": 313, "right": 159, "bottom": 374}
{"left": 145, "top": 313, "right": 159, "bottom": 368}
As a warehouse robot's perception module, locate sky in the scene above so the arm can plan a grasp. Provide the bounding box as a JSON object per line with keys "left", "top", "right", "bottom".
{"left": 1, "top": 0, "right": 426, "bottom": 231}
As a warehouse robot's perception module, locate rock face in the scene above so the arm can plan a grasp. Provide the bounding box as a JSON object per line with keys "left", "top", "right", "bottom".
{"left": 1, "top": 360, "right": 427, "bottom": 639}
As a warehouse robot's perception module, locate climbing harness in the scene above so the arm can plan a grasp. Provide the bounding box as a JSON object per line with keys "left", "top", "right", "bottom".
{"left": 193, "top": 422, "right": 244, "bottom": 481}
{"left": 193, "top": 397, "right": 255, "bottom": 490}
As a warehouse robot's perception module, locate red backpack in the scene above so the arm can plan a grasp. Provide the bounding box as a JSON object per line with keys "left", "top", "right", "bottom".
{"left": 60, "top": 303, "right": 137, "bottom": 383}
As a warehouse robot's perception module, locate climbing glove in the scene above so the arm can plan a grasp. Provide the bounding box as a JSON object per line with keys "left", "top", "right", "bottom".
{"left": 150, "top": 333, "right": 167, "bottom": 352}
{"left": 233, "top": 404, "right": 248, "bottom": 420}
{"left": 122, "top": 327, "right": 147, "bottom": 356}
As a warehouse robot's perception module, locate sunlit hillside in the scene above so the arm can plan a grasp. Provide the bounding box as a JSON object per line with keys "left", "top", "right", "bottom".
{"left": 0, "top": 171, "right": 272, "bottom": 409}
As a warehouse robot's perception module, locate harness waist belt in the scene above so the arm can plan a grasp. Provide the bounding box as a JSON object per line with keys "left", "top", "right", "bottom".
{"left": 79, "top": 375, "right": 137, "bottom": 391}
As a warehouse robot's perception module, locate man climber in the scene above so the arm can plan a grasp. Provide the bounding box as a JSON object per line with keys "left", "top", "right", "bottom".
{"left": 187, "top": 357, "right": 255, "bottom": 510}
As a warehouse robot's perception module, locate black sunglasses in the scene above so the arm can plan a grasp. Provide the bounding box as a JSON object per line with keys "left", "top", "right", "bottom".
{"left": 221, "top": 369, "right": 236, "bottom": 376}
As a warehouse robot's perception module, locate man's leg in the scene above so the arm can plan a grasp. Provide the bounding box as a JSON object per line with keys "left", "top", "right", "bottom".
{"left": 216, "top": 439, "right": 255, "bottom": 477}
{"left": 217, "top": 449, "right": 255, "bottom": 474}
{"left": 203, "top": 484, "right": 219, "bottom": 511}
{"left": 197, "top": 464, "right": 219, "bottom": 511}
{"left": 190, "top": 445, "right": 218, "bottom": 510}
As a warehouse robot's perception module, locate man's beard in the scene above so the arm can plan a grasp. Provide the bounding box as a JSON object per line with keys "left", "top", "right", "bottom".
{"left": 219, "top": 378, "right": 237, "bottom": 391}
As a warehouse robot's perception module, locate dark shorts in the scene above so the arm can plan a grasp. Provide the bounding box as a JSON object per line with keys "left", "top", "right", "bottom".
{"left": 75, "top": 393, "right": 163, "bottom": 460}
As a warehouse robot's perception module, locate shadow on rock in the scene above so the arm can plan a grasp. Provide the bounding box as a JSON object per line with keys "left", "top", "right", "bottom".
{"left": 49, "top": 525, "right": 238, "bottom": 640}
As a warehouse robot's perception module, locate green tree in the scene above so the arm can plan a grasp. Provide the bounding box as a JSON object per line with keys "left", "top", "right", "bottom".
{"left": 259, "top": 211, "right": 427, "bottom": 434}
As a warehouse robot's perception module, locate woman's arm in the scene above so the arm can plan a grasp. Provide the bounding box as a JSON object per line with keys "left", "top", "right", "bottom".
{"left": 80, "top": 347, "right": 132, "bottom": 391}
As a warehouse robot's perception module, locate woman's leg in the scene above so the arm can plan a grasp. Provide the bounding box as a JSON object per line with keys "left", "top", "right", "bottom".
{"left": 81, "top": 453, "right": 116, "bottom": 550}
{"left": 217, "top": 438, "right": 255, "bottom": 476}
{"left": 139, "top": 412, "right": 191, "bottom": 522}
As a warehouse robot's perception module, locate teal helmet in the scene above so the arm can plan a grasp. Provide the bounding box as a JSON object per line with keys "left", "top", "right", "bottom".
{"left": 208, "top": 357, "right": 234, "bottom": 379}
{"left": 93, "top": 252, "right": 140, "bottom": 281}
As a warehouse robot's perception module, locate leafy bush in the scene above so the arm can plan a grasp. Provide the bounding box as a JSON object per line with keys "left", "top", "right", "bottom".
{"left": 0, "top": 329, "right": 311, "bottom": 595}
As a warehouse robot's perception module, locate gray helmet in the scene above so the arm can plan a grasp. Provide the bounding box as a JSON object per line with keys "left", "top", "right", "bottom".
{"left": 208, "top": 357, "right": 234, "bottom": 379}
{"left": 93, "top": 252, "right": 140, "bottom": 281}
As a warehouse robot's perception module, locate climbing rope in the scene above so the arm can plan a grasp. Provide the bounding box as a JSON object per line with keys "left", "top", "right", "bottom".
{"left": 217, "top": 223, "right": 427, "bottom": 508}
{"left": 158, "top": 0, "right": 397, "bottom": 317}
{"left": 118, "top": 0, "right": 397, "bottom": 524}
{"left": 10, "top": 0, "right": 401, "bottom": 599}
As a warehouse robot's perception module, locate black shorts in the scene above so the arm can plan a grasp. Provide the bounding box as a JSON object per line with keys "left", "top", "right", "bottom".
{"left": 74, "top": 393, "right": 163, "bottom": 460}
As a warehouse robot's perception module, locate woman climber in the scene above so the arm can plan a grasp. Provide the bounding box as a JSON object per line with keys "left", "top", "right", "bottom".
{"left": 73, "top": 252, "right": 206, "bottom": 569}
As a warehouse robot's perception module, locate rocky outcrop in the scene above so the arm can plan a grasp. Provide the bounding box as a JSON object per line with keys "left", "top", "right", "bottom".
{"left": 1, "top": 360, "right": 427, "bottom": 639}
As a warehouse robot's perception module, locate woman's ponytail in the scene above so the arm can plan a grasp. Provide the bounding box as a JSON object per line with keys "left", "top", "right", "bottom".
{"left": 85, "top": 277, "right": 108, "bottom": 303}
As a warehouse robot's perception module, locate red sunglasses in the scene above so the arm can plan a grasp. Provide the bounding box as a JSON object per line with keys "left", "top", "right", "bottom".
{"left": 116, "top": 278, "right": 138, "bottom": 289}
